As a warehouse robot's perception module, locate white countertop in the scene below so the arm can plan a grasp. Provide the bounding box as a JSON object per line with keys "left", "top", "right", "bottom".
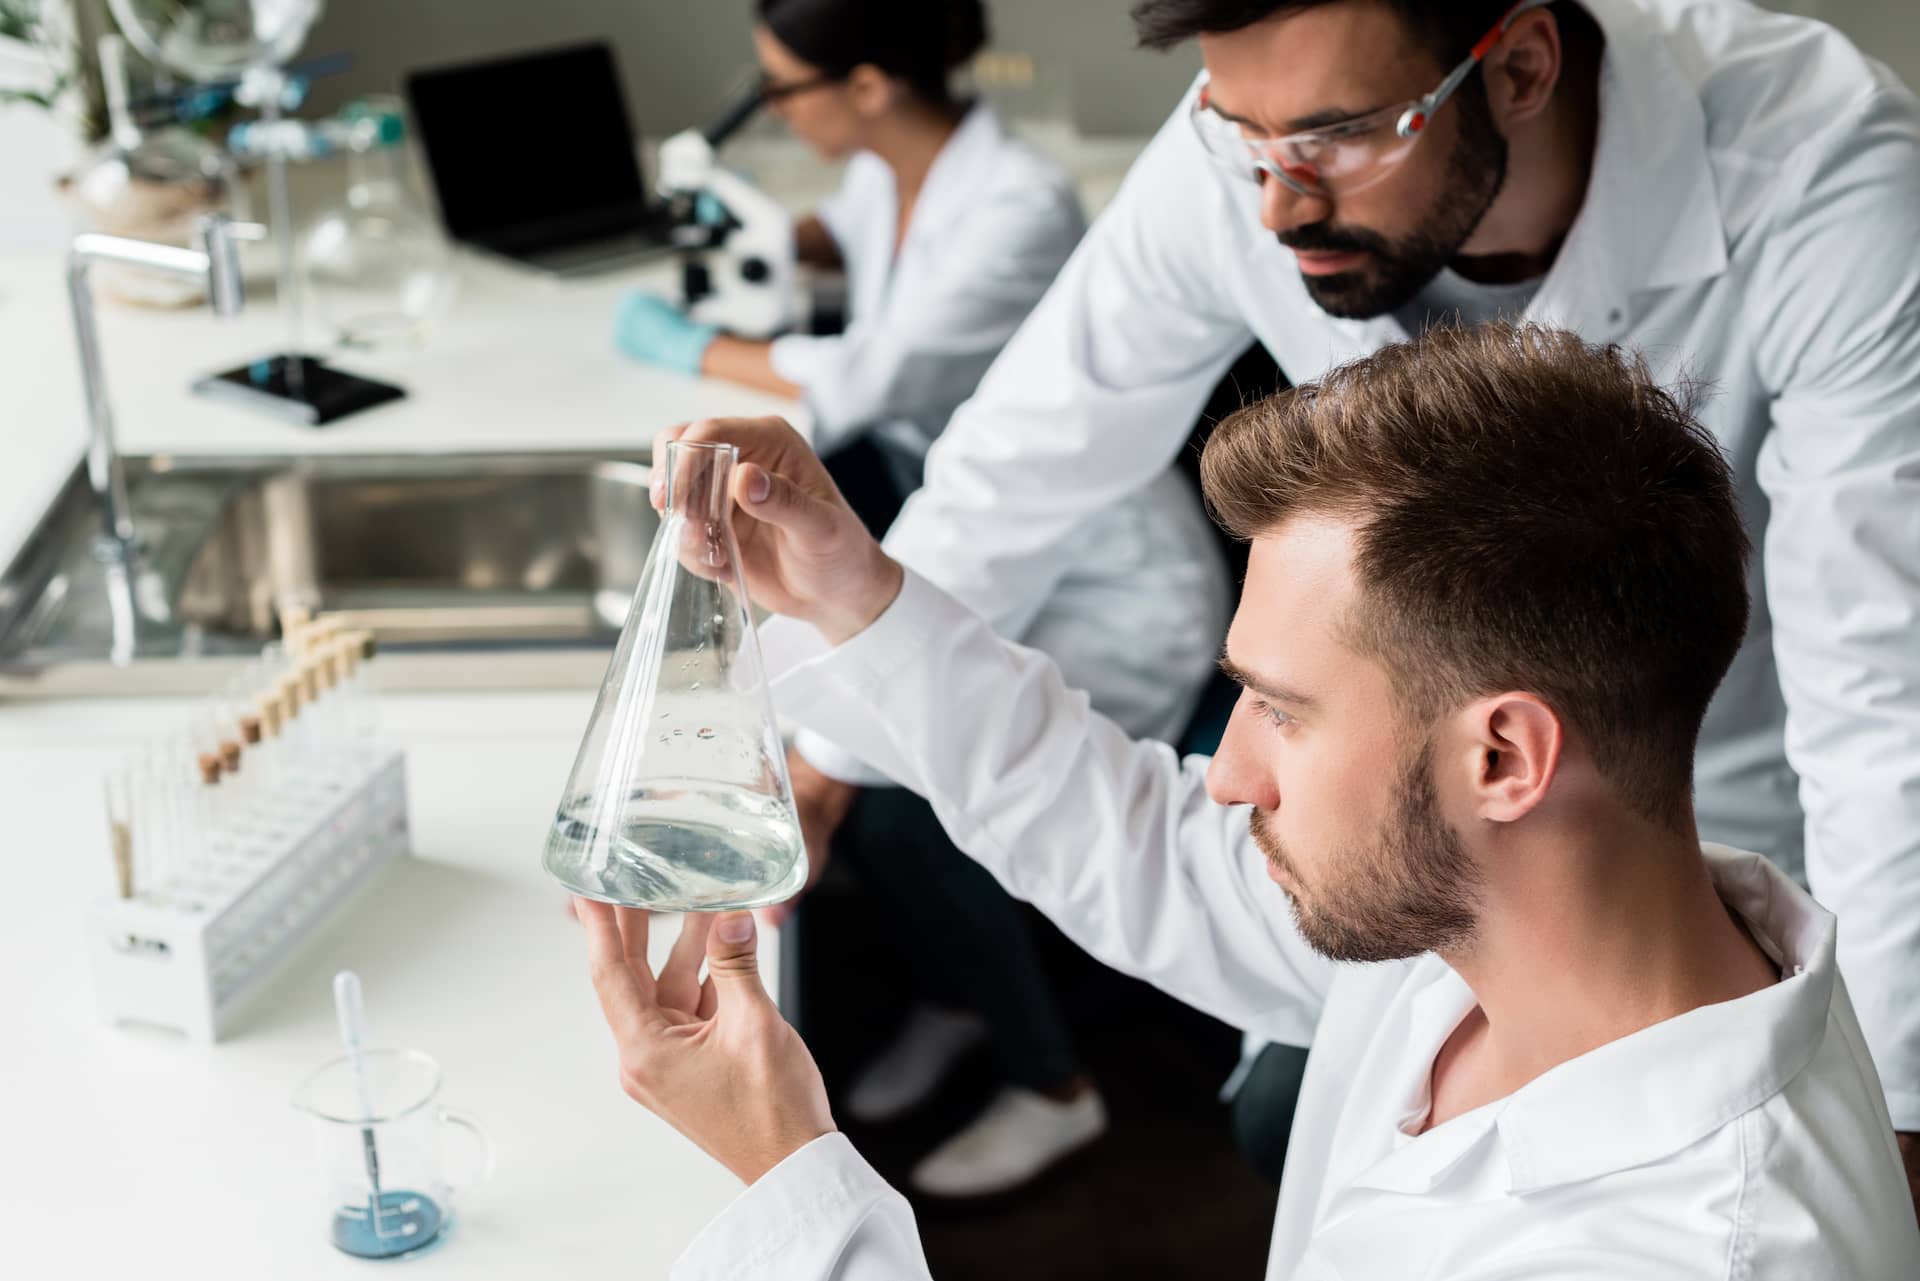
{"left": 0, "top": 245, "right": 797, "bottom": 575}
{"left": 1, "top": 689, "right": 781, "bottom": 1278}
{"left": 0, "top": 225, "right": 808, "bottom": 1278}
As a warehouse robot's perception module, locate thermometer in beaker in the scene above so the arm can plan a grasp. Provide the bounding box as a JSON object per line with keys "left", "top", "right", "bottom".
{"left": 332, "top": 971, "right": 385, "bottom": 1234}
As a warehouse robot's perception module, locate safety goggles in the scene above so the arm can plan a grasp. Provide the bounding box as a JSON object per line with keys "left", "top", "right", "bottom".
{"left": 755, "top": 71, "right": 842, "bottom": 104}
{"left": 1188, "top": 0, "right": 1554, "bottom": 196}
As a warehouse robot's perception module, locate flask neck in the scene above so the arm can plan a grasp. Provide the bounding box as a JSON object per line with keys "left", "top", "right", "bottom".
{"left": 661, "top": 442, "right": 738, "bottom": 531}
{"left": 347, "top": 144, "right": 406, "bottom": 208}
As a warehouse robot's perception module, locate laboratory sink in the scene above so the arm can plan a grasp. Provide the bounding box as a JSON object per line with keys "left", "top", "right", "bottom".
{"left": 0, "top": 451, "right": 658, "bottom": 697}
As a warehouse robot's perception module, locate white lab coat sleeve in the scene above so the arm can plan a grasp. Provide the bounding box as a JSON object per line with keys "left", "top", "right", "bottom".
{"left": 770, "top": 178, "right": 1086, "bottom": 458}
{"left": 1750, "top": 85, "right": 1920, "bottom": 1131}
{"left": 767, "top": 164, "right": 871, "bottom": 391}
{"left": 765, "top": 570, "right": 1337, "bottom": 1044}
{"left": 881, "top": 89, "right": 1255, "bottom": 642}
{"left": 671, "top": 1133, "right": 931, "bottom": 1281}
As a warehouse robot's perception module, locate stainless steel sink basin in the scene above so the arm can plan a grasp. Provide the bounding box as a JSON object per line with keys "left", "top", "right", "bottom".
{"left": 0, "top": 451, "right": 659, "bottom": 696}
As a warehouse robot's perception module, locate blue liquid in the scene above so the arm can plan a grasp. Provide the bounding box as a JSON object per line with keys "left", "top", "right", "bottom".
{"left": 330, "top": 1189, "right": 445, "bottom": 1259}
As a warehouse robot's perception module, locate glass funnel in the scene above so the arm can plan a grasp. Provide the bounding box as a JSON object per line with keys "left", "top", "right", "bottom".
{"left": 543, "top": 441, "right": 805, "bottom": 911}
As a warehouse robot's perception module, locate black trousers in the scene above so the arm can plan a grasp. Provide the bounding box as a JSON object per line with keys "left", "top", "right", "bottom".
{"left": 834, "top": 783, "right": 1082, "bottom": 1092}
{"left": 813, "top": 441, "right": 1081, "bottom": 1093}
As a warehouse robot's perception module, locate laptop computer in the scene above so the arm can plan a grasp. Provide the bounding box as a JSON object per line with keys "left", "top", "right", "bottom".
{"left": 406, "top": 42, "right": 682, "bottom": 276}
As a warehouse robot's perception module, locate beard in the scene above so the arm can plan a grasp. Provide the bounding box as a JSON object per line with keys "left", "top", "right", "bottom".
{"left": 1250, "top": 739, "right": 1481, "bottom": 964}
{"left": 1279, "top": 87, "right": 1511, "bottom": 320}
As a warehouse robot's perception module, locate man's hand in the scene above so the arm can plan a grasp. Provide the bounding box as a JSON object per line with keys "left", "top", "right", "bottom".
{"left": 651, "top": 417, "right": 903, "bottom": 645}
{"left": 1899, "top": 1132, "right": 1919, "bottom": 1226}
{"left": 578, "top": 901, "right": 834, "bottom": 1185}
{"left": 761, "top": 748, "right": 860, "bottom": 928}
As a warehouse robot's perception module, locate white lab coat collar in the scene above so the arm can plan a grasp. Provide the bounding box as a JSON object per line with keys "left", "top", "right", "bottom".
{"left": 899, "top": 100, "right": 1009, "bottom": 251}
{"left": 1529, "top": 0, "right": 1730, "bottom": 339}
{"left": 1349, "top": 846, "right": 1834, "bottom": 1199}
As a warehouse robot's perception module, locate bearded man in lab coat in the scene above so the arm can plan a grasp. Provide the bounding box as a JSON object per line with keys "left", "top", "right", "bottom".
{"left": 776, "top": 0, "right": 1920, "bottom": 1211}
{"left": 574, "top": 325, "right": 1920, "bottom": 1277}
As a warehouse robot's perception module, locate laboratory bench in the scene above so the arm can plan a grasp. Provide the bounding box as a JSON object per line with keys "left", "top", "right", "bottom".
{"left": 0, "top": 130, "right": 1151, "bottom": 1277}
{"left": 0, "top": 243, "right": 799, "bottom": 1277}
{"left": 0, "top": 689, "right": 783, "bottom": 1277}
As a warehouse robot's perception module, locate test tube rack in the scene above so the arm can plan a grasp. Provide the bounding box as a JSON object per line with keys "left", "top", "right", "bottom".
{"left": 86, "top": 748, "right": 410, "bottom": 1043}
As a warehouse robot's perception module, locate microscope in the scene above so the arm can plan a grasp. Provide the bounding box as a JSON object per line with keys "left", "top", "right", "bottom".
{"left": 656, "top": 86, "right": 798, "bottom": 340}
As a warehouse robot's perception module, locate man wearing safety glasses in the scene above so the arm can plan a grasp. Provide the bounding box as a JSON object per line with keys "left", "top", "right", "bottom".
{"left": 773, "top": 0, "right": 1920, "bottom": 1227}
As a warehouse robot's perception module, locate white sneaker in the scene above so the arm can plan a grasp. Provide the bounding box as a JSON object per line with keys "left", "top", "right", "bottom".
{"left": 910, "top": 1085, "right": 1108, "bottom": 1199}
{"left": 845, "top": 1005, "right": 990, "bottom": 1124}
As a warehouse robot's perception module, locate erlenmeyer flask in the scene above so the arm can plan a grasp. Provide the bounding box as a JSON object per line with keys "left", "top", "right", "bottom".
{"left": 543, "top": 441, "right": 806, "bottom": 910}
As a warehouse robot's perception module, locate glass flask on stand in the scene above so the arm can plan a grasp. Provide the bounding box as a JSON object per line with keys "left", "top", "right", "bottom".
{"left": 543, "top": 440, "right": 806, "bottom": 911}
{"left": 298, "top": 95, "right": 456, "bottom": 350}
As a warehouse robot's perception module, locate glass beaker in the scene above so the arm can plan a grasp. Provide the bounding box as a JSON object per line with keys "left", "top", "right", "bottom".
{"left": 291, "top": 1048, "right": 494, "bottom": 1259}
{"left": 298, "top": 95, "right": 456, "bottom": 350}
{"left": 543, "top": 440, "right": 806, "bottom": 911}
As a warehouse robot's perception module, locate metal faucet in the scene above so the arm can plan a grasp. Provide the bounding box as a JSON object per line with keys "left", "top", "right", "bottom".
{"left": 67, "top": 215, "right": 258, "bottom": 560}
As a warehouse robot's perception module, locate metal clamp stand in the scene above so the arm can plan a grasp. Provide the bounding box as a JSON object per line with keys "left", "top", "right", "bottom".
{"left": 192, "top": 68, "right": 405, "bottom": 426}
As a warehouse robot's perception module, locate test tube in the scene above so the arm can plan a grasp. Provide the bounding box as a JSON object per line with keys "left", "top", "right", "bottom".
{"left": 103, "top": 761, "right": 136, "bottom": 900}
{"left": 252, "top": 685, "right": 284, "bottom": 807}
{"left": 346, "top": 630, "right": 380, "bottom": 742}
{"left": 141, "top": 739, "right": 186, "bottom": 904}
{"left": 280, "top": 672, "right": 309, "bottom": 771}
{"left": 168, "top": 730, "right": 214, "bottom": 891}
{"left": 281, "top": 603, "right": 315, "bottom": 657}
{"left": 334, "top": 640, "right": 370, "bottom": 748}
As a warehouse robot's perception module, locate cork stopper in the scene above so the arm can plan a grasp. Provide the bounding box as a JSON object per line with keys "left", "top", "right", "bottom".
{"left": 300, "top": 663, "right": 321, "bottom": 703}
{"left": 220, "top": 738, "right": 243, "bottom": 773}
{"left": 280, "top": 675, "right": 304, "bottom": 718}
{"left": 197, "top": 751, "right": 223, "bottom": 785}
{"left": 258, "top": 694, "right": 284, "bottom": 739}
{"left": 282, "top": 604, "right": 315, "bottom": 655}
{"left": 239, "top": 713, "right": 262, "bottom": 746}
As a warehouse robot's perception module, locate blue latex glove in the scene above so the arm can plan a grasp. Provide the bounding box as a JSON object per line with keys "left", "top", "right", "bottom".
{"left": 613, "top": 292, "right": 718, "bottom": 376}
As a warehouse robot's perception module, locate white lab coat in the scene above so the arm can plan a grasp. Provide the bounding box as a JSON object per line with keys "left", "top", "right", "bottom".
{"left": 774, "top": 102, "right": 1231, "bottom": 759}
{"left": 769, "top": 101, "right": 1083, "bottom": 479}
{"left": 785, "top": 0, "right": 1920, "bottom": 1127}
{"left": 672, "top": 570, "right": 1920, "bottom": 1279}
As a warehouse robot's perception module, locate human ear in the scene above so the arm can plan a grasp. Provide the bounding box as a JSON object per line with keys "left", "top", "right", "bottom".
{"left": 844, "top": 64, "right": 896, "bottom": 118}
{"left": 1485, "top": 11, "right": 1563, "bottom": 127}
{"left": 1466, "top": 693, "right": 1562, "bottom": 823}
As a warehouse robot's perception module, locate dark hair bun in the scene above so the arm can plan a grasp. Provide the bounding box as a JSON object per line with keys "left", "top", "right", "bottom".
{"left": 943, "top": 0, "right": 989, "bottom": 70}
{"left": 760, "top": 0, "right": 989, "bottom": 102}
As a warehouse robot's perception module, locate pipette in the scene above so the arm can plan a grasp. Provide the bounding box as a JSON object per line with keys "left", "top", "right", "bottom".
{"left": 332, "top": 971, "right": 385, "bottom": 1238}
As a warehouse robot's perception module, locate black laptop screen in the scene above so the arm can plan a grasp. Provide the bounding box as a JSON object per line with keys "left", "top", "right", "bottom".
{"left": 406, "top": 42, "right": 647, "bottom": 242}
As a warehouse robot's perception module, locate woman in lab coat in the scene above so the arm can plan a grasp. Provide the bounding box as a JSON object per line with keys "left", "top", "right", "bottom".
{"left": 615, "top": 0, "right": 1084, "bottom": 513}
{"left": 614, "top": 0, "right": 1227, "bottom": 1201}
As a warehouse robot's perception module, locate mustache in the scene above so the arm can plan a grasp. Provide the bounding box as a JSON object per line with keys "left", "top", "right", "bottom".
{"left": 1275, "top": 222, "right": 1397, "bottom": 260}
{"left": 1249, "top": 809, "right": 1290, "bottom": 874}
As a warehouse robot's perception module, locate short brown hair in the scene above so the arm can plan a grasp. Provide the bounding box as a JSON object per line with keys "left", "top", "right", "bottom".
{"left": 1200, "top": 324, "right": 1751, "bottom": 829}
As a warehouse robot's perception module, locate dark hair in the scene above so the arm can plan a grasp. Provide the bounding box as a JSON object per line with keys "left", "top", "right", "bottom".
{"left": 758, "top": 0, "right": 988, "bottom": 105}
{"left": 1132, "top": 0, "right": 1594, "bottom": 65}
{"left": 1200, "top": 324, "right": 1752, "bottom": 831}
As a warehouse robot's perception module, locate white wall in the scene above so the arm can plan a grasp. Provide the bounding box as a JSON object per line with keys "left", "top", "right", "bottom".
{"left": 297, "top": 0, "right": 1201, "bottom": 138}
{"left": 1775, "top": 0, "right": 1920, "bottom": 87}
{"left": 2, "top": 1, "right": 1914, "bottom": 253}
{"left": 295, "top": 0, "right": 1919, "bottom": 139}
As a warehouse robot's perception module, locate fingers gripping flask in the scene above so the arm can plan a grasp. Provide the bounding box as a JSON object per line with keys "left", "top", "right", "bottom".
{"left": 543, "top": 441, "right": 806, "bottom": 910}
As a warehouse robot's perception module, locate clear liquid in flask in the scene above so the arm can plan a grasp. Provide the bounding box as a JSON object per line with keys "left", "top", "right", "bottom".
{"left": 551, "top": 780, "right": 805, "bottom": 911}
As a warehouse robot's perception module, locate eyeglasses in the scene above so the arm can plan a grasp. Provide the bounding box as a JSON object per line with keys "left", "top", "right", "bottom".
{"left": 755, "top": 71, "right": 842, "bottom": 104}
{"left": 1188, "top": 0, "right": 1553, "bottom": 197}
